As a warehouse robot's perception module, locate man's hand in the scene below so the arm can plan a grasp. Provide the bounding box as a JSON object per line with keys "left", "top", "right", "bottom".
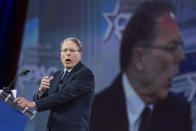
{"left": 14, "top": 97, "right": 36, "bottom": 109}
{"left": 38, "top": 76, "right": 54, "bottom": 95}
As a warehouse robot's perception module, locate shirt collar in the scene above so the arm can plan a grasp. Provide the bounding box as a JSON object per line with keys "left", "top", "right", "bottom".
{"left": 64, "top": 68, "right": 72, "bottom": 73}
{"left": 122, "top": 73, "right": 146, "bottom": 123}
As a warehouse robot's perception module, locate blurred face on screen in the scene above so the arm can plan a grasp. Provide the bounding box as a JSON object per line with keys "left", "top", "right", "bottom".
{"left": 138, "top": 13, "right": 184, "bottom": 104}
{"left": 61, "top": 40, "right": 82, "bottom": 69}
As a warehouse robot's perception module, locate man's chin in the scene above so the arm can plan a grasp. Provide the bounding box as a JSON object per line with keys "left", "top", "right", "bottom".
{"left": 65, "top": 65, "right": 72, "bottom": 69}
{"left": 146, "top": 99, "right": 157, "bottom": 105}
{"left": 158, "top": 89, "right": 169, "bottom": 100}
{"left": 145, "top": 90, "right": 169, "bottom": 104}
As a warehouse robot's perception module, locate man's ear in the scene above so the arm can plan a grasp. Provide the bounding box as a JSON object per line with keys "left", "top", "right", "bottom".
{"left": 79, "top": 52, "right": 82, "bottom": 57}
{"left": 131, "top": 48, "right": 145, "bottom": 71}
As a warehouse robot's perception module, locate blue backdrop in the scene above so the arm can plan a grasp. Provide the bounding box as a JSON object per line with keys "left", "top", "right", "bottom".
{"left": 1, "top": 0, "right": 196, "bottom": 130}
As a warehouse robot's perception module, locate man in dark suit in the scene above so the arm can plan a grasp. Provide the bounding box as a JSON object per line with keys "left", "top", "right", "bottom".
{"left": 15, "top": 37, "right": 95, "bottom": 131}
{"left": 90, "top": 1, "right": 192, "bottom": 131}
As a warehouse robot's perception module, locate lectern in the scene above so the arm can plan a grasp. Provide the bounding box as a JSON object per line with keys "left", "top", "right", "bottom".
{"left": 0, "top": 89, "right": 36, "bottom": 120}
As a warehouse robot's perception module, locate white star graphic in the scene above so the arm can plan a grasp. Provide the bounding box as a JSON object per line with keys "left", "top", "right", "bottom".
{"left": 103, "top": 1, "right": 132, "bottom": 42}
{"left": 103, "top": 1, "right": 120, "bottom": 42}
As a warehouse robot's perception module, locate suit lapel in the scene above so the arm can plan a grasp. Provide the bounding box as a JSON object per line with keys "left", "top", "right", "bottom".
{"left": 149, "top": 97, "right": 171, "bottom": 131}
{"left": 68, "top": 61, "right": 82, "bottom": 77}
{"left": 109, "top": 74, "right": 129, "bottom": 131}
{"left": 59, "top": 61, "right": 82, "bottom": 89}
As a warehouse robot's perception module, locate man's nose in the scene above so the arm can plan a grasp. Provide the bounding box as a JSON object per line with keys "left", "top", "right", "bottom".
{"left": 66, "top": 50, "right": 72, "bottom": 55}
{"left": 175, "top": 45, "right": 185, "bottom": 64}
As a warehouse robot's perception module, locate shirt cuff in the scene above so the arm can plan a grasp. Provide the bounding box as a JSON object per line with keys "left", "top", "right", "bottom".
{"left": 37, "top": 90, "right": 44, "bottom": 98}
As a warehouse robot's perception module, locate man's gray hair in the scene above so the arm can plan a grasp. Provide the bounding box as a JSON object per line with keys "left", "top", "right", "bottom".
{"left": 60, "top": 37, "right": 82, "bottom": 52}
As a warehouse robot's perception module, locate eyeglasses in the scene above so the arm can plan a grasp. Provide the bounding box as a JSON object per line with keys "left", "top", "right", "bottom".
{"left": 142, "top": 40, "right": 184, "bottom": 53}
{"left": 61, "top": 48, "right": 79, "bottom": 53}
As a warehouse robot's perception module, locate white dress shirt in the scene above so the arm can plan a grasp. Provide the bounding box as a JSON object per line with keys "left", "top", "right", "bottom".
{"left": 61, "top": 68, "right": 72, "bottom": 79}
{"left": 63, "top": 68, "right": 72, "bottom": 73}
{"left": 122, "top": 73, "right": 153, "bottom": 131}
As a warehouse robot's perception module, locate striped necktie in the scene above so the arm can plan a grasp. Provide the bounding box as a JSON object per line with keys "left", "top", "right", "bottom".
{"left": 60, "top": 70, "right": 69, "bottom": 83}
{"left": 59, "top": 70, "right": 69, "bottom": 91}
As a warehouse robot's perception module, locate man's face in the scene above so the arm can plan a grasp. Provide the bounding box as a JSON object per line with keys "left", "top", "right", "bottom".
{"left": 140, "top": 13, "right": 184, "bottom": 104}
{"left": 60, "top": 40, "right": 82, "bottom": 69}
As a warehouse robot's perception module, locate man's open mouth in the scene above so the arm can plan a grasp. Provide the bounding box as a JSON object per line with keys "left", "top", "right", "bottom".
{"left": 65, "top": 59, "right": 71, "bottom": 63}
{"left": 66, "top": 59, "right": 71, "bottom": 61}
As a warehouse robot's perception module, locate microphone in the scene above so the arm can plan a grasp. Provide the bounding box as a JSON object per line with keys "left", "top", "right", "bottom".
{"left": 3, "top": 69, "right": 30, "bottom": 93}
{"left": 0, "top": 69, "right": 36, "bottom": 120}
{"left": 17, "top": 69, "right": 30, "bottom": 77}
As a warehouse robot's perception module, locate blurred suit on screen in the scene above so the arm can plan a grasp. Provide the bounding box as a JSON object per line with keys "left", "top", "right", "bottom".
{"left": 90, "top": 1, "right": 192, "bottom": 131}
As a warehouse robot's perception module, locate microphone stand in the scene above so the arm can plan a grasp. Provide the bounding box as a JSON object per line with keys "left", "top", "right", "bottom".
{"left": 0, "top": 70, "right": 37, "bottom": 120}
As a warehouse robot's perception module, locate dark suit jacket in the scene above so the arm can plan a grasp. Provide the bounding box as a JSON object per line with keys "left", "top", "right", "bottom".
{"left": 90, "top": 74, "right": 192, "bottom": 131}
{"left": 33, "top": 62, "right": 95, "bottom": 131}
